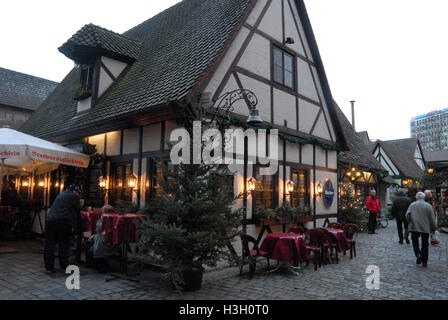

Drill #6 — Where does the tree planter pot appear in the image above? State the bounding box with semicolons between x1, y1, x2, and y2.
172;267;204;292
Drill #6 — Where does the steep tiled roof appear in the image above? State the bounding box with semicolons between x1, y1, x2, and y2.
21;0;253;138
423;150;448;163
334;102;386;172
374;140;424;179
356;131;370;144
0;67;58;111
384;138;419;156
59;24;141;63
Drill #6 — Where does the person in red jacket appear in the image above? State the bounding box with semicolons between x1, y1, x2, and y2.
366;189;381;234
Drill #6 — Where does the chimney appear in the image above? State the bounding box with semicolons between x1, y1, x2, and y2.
350;100;356;132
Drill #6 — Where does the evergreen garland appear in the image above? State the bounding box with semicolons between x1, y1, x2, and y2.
229;118;340;151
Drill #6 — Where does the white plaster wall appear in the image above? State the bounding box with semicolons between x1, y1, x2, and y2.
258;0;283;43
327;150;337;169
238;73;271;123
246;0;268;26
204;27;250;97
165;120;183;149
273;88;296;130
378;147;399;176
219;74;248;117
77;97;91;113
301;144;313;165
311;66;336;140
143;123;162;152
88;133;105;154
106;130;121;156
299;99;320;134
285;142;300;163
98;68;114;98
238;32;271;78
315;146;326;168
102;56;127;78
123;128;139;154
284;0;305;56
314;170;338;215
288;0;313;61
297;58;319;102
312;113;331;141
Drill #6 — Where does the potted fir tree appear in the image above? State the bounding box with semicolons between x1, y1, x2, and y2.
133;105;242;292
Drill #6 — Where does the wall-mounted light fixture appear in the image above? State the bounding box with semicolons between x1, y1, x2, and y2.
98;176;108;190
128;174;138;192
286;180;295;195
284;37;295;45
428;168;434;174
316;182;323;196
247;177;256;193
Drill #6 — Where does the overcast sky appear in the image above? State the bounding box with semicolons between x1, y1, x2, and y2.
1;0;447;142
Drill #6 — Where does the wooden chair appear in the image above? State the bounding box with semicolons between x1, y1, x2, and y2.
328;222;343;229
305;228;324;271
240;235;270;279
343;224;358;259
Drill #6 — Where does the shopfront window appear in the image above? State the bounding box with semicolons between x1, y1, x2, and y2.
252;166;277;209
290;170;308;207
110;162;133;203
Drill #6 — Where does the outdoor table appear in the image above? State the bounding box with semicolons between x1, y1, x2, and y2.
101;213;147;282
0;206;13;222
325;228;349;253
259;233;310;275
80;211;102;233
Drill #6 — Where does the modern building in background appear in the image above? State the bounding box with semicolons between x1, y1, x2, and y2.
0;67;58;129
411;108;448;151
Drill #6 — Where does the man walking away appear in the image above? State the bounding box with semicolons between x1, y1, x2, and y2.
406;192;437;268
424;190;440;245
391;189;411;244
366;189;381;234
44;184;81;274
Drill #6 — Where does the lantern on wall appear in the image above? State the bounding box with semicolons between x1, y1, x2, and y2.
428;168;434;174
127;174;138;190
286;180;295;195
247;177;256;193
38;180;46;188
22;179;29;187
316;182;323;196
98;176;107;189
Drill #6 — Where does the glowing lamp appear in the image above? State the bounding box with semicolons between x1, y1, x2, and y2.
98;176;107;189
127;174;138;189
247;177;256;192
428;168;434;174
316;182;323;196
286;180;295;194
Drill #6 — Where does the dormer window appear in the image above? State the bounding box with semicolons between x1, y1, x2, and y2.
58;23;141;113
73;64;94;101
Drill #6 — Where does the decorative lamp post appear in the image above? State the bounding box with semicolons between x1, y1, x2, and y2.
211;89;262;237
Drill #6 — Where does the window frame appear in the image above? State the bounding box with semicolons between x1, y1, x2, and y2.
272;45;296;90
251;165;278;210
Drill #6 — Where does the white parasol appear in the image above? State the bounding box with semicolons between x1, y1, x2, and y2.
0;127;90;203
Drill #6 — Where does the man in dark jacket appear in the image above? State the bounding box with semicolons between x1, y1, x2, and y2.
391;189;411;244
44;185;81;274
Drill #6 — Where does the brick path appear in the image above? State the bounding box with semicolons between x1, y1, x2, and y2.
1;223;448;300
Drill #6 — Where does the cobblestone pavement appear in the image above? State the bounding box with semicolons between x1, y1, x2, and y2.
1;223;448;300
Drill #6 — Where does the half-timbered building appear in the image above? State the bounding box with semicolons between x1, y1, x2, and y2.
21;0;349;236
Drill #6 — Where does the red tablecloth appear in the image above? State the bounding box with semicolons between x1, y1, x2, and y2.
101;213;147;244
80;211;102;232
259;233;310;263
0;206;13;222
325;228;349;252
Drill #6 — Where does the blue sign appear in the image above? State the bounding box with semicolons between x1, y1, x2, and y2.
323;179;334;208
